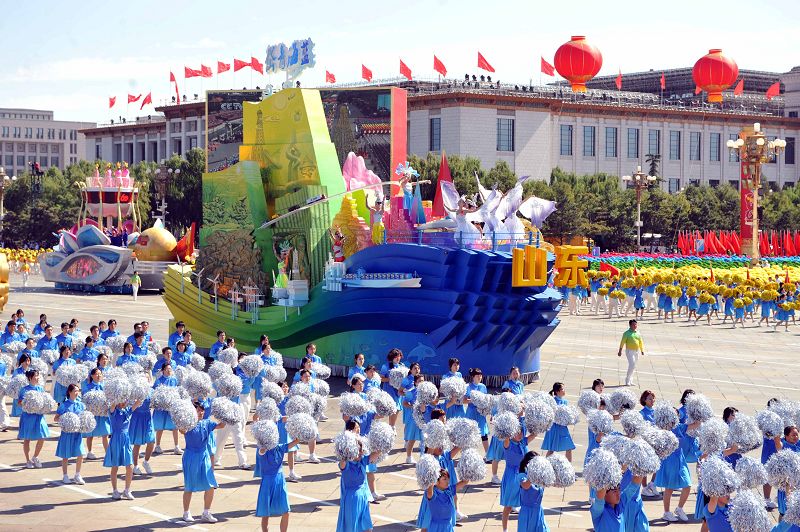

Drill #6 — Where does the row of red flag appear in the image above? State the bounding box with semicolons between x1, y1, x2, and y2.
601;67;779;100
329;51;494;84
108;92;153;110
677;230;742;255
759;230;800;257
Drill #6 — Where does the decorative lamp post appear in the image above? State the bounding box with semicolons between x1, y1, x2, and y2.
692;49;738;103
553;36;603;92
622;166;657;250
152;164;178;223
727;123;785;262
0;167;17;239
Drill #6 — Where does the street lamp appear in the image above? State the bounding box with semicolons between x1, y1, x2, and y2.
0;167;17;240
622;165;658;250
727;122;785;262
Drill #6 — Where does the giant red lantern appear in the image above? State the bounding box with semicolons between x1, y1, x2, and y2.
692;49;738;103
554;36;603;92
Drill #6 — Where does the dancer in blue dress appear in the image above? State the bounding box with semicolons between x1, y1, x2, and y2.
677;389;700;464
656;410;700;522
18;369;49;468
54;384;86;484
180;401;225;523
426;468;469;532
347;352;367;382
775;426;800;518
337;419;382;532
763;397;781;510
82;367;110;459
620;468;647;532
378;348;405;427
488;367;525;483
441;357;465;419
252;335;274;400
104;399;143;500
639;390;658;496
152;364;182;455
590;484;627;532
402;373;424;464
517;451;549;532
273;381;301;482
255;431;299;532
704;495;733;532
10;354;31;419
501;426;537;531
464;367;489;454
501;367;524;395
52;345;76;404
131;388;155;476
541;383;575;462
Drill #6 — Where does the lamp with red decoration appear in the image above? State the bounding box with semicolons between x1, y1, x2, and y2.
553;36;603;92
692;49;738;103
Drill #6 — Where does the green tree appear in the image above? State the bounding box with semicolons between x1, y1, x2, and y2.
164;148;204;235
645;153;661;178
483;161;517;192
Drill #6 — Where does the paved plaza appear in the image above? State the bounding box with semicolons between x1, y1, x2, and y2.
0;272;794;531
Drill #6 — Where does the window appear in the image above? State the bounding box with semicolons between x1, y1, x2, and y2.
59;129;66;140
669;131;681;160
186;120;198;132
627;128;639;158
51;156;59;168
36;128;44;139
172;139;182;154
710;133;721;162
51;144;59;153
689;178;700;186
729;179;739;190
170;122;182;133
429;117;441;151
3;155;11;166
47;128;55;139
40;156;48;166
28;143;36;152
668;178;680;194
648;130;660;156
689;132;701;161
13;127;20;138
5;143;12;150
583;126;596;157
188;136;198;150
560;125;573;156
767;136;777;163
24;128;32;138
39;144;47;153
69;130;77;141
605;127;617;158
729;134;740;162
95;144;102;159
1;127;7;138
16;155;24;166
790;111;798;118
16;143;24;151
785;137;795;165
709;179;719;187
496;118;514;151
785;182;795;188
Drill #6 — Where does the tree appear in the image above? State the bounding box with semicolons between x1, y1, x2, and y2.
645;153;661;179
484;161;517;192
164;148;204;235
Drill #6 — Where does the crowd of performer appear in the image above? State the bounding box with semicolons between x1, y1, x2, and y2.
1;309;800;532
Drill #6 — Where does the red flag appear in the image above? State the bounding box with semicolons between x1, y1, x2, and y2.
772;231;779;256
184;66;201;78
599;262;620;277
108;96;116;109
170;71;176;83
200;64;213;78
399;59;412;81
786;268;791;283
325;70;336;83
127;93;141;103
170;71;180;104
217;61;230;74
433;55;447;77
541;57;555;77
432;151;453;218
250;56;263;74
709;266;715;283
139;92;152;110
733;78;744;96
615;69;622;90
786;231;796;256
695;85;702;95
233;58;250;72
795;231;800;255
760;232;769;256
361;64;372;82
660;73;665;90
746;267;750;280
477;52;495;73
766;82;780;100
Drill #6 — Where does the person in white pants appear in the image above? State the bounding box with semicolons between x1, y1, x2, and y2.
0;394;8;431
617;319;645;386
214;412;250;470
130;271;141;301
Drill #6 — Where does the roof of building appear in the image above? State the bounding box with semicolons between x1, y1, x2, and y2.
80;116;166;136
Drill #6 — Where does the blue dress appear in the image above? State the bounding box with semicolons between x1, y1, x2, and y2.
403;388;422;442
677;289;688;308
502;379;524;395
517;474;548;532
418;452;458;529
466;382;489;436
590;497;625;532
18;385;50;440
655;424;691;489
427;486;457;532
777;440;800;514
347;365;366;382
336;455;373;532
705;503;733;532
621;470;647;532
152;376;178;431
198;397;216;455
633;288;645;310
677;406;700;463
500;439;528;507
541;396;575;452
772;523;800;532
640;406;654;423
724;298;734;317
52;357;76;403
10;367;26;417
688;296;699;311
103;407;134;467
129;398;155;445
277;398;299;453
585;428;600;466
183;419;218;492
762;437;778;464
55;399;87;458
698;302;711;316
82;380;111;437
255;443;291;517
761;301;774;319
379;362;405;408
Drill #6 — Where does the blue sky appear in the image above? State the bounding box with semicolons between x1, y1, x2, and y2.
1;0;797;123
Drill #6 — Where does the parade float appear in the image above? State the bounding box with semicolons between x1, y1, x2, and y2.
161;85;570;382
39;163;195;293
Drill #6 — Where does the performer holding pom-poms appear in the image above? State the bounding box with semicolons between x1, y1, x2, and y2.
425;467;469;532
82;368;110;459
378;348;406;427
336;418;383;532
656;404;701;523
54;383;86;484
18;369;49;468
541;382;576;462
342;378;387;501
130;378;156;476
52;345;76;403
402;372;424;463
104;396;144;500
252;418;297;532
179;401;225;524
464;368;490;454
151;363;182;456
498;410;537;532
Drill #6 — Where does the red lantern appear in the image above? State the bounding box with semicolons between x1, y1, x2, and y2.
692;49;738;103
554;36;603;92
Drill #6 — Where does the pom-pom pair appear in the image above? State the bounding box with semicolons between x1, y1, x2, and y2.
285;412;317;442
728;490;772;532
311;362;331;380
700;455;741;497
334;430;364;462
456;448;486;482
59;411;82;433
439;377;466;402
251;420;279;450
214;372;243;399
554;404;580;427
21;389;56;415
339;392;371;418
211;397;244;425
217;347;239;367
415;381;439;406
577;390;601;415
446;418;480;449
388;367;409;390
261;381;285;403
238;355;264;378
607;389;636;415
697;418;729;455
652;400;678;430
370;390;398;417
83;390;110;416
424;419;449;450
469;391;495;417
620;438;660;477
493;412;521;440
368;421;395;457
170;400;199;432
182;370;213;399
584;448;622;491
256;397;281;422
587;409;613;435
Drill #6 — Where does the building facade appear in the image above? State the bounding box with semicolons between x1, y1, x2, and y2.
0;108;94;176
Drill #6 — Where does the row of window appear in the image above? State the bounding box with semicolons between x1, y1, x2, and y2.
2;155;60;168
0;126;74;140
561;126;796;165
0;142;61;153
429;117;516;152
0;112;50;120
169;120;201;134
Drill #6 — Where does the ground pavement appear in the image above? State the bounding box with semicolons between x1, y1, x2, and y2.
0;273;794;531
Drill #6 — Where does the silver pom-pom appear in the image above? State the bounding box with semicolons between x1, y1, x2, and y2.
523;398;555;435
59;411;81;433
339;392;370;417
607;389;636;415
728;490;772;532
313;379;330;397
264;365;287;384
756;409;784;439
447;417;480;449
104;336;126;354
641;428;679;460
214;372;243;398
440;377;467;402
766;449;800;491
554;404;580;426
456;447;486;483
190;354;205;371
652;400;678;431
3;341;25;354
370;390;399;418
96;345;112;359
548;453;576;488
388;367;409;390
290;381;313;399
176;365;188;384
83;389;110;416
735;455;768;489
151;385;179;411
700;455;741;497
423;419;449;450
211;397;244;424
251;420;279;450
256;397;281;422
55;364;82;387
492;411;521;440
285;395;313;416
137;354;157;373
0;353;12;374
310;394;327;421
79;410;97;433
621;438;661;477
727;414;762;452
470;390;495;417
147;341;162;355
120;362;144;378
170;400;199;432
770;400;800;429
587;409;614;435
368;421;395;456
261;381;285;404
217;347;238;367
620;410;647;437
334;430;362;462
584;448;622;491
104;378;132;406
412;401;427;429
103;367;127;383
182;370;213;399
208;360;233;381
238;355;264;378
599;433;628;460
577;390;601;415
311;362;331;380
526;455;555;487
22;389;56;414
416;381;439;406
128;378;151;404
0;375;8;396
6;374;28;398
30;358;49;377
497;392;522;415
528;391;557;411
285;412;317;442
684;393;714;424
784;491;800;526
40;349;59;365
416;454;441;489
698;418;729;455
81;360;97;372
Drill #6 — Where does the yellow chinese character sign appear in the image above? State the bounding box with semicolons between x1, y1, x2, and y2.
511;245;589;288
553;245;588;288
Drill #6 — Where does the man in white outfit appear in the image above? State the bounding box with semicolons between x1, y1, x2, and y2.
617;319;645;386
